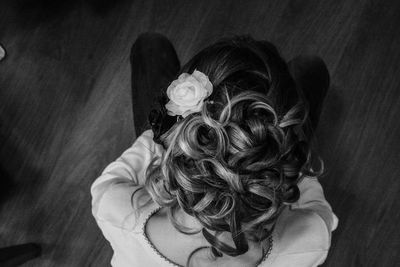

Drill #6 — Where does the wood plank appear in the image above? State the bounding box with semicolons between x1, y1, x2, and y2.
0;0;399;266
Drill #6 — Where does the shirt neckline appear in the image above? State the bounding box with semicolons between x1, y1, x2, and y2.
141;205;274;267
142;206;181;266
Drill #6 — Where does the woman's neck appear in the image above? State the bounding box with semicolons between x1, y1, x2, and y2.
173;207;266;250
174;207;204;230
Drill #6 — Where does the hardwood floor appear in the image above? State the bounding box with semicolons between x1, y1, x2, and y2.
0;0;399;266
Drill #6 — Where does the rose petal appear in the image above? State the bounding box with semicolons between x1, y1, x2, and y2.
177;73;190;82
165;101;184;116
172;84;198;106
193;70;213;95
192;70;208;86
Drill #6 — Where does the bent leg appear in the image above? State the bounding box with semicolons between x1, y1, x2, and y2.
130;32;180;136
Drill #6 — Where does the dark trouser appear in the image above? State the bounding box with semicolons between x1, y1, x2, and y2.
130;33;329;140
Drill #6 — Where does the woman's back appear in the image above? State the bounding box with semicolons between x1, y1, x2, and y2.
145;206;266;267
91;130;338;267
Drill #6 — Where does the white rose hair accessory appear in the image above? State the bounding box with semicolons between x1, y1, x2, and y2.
165;70;213;118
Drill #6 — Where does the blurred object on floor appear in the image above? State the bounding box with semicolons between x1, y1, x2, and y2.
0;43;5;61
0;243;41;267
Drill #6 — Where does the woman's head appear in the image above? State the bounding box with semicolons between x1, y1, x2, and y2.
144;35;323;260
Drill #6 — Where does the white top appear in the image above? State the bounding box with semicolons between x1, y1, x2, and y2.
91;130;338;267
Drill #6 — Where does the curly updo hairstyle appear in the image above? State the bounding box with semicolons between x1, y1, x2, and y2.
143;35;324;265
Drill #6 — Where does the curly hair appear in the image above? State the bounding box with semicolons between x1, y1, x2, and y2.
140;35;324;266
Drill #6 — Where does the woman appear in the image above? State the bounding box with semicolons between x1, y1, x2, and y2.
91;33;338;266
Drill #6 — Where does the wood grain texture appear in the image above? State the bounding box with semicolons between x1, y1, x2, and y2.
0;0;399;266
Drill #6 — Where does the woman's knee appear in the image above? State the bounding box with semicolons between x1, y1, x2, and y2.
131;32;173;54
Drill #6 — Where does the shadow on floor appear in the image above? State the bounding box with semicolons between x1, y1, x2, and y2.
6;0;128;28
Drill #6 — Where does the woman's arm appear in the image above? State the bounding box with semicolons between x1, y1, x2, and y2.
292;176;339;232
91;130;161;221
266;177;338;267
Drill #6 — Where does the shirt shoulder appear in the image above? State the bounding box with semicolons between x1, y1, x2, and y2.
91;130;162;230
94;180;157;231
135;129;160;153
275;208;331;252
266;208;332;266
293;177;339;233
